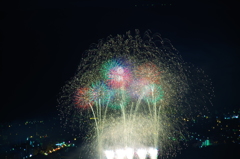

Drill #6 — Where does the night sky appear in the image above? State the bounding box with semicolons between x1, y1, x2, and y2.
1;0;239;123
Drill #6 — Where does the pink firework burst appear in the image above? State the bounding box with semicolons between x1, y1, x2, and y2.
107;66;132;89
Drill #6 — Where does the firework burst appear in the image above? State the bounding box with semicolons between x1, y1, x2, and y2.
58;30;213;159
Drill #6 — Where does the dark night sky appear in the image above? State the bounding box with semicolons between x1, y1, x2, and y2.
1;0;239;123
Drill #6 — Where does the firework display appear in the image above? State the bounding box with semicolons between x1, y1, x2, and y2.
58;30;213;159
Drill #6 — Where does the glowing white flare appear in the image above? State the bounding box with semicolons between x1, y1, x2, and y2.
116;149;126;159
125;148;134;159
148;148;158;159
137;149;147;159
104;150;115;159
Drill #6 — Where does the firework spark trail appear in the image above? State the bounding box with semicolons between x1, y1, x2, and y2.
58;30;213;158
